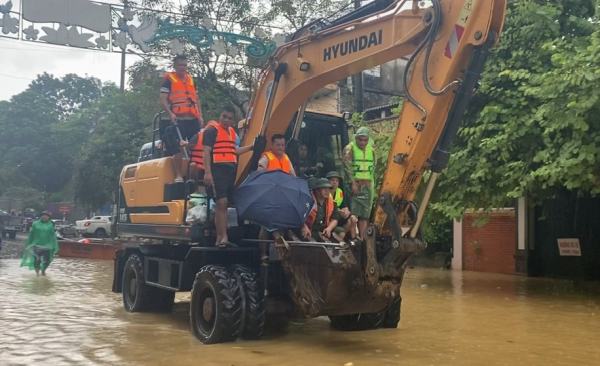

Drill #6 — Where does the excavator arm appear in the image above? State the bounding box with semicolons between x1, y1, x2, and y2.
237;0;506;248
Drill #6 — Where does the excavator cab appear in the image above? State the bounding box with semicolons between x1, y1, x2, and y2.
284;109;351;178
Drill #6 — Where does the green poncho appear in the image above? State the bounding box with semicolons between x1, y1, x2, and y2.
21;220;60;270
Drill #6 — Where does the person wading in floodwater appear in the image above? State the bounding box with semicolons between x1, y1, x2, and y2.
21;210;59;276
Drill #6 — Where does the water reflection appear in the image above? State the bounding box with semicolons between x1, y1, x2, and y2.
21;276;55;296
0;259;598;366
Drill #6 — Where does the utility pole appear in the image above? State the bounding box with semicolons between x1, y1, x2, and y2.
120;0;128;92
353;0;365;112
120;48;126;92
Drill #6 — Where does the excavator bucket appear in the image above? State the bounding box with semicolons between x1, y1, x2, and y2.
270;228;424;317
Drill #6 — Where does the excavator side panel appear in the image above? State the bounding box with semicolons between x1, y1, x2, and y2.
118;158;187;225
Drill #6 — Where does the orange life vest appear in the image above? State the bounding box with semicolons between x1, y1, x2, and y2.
305;192;334;231
190;121;218;169
209;123;238;164
166;72;200;117
262;151;292;174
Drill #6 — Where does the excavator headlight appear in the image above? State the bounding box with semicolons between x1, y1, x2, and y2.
342;111;351;121
299;61;311;71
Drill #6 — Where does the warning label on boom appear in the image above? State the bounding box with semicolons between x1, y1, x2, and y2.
457;0;476;27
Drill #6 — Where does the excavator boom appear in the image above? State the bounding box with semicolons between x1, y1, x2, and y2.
237;0;506;239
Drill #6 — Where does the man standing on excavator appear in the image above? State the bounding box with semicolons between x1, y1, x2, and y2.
343;126;376;240
203;106;253;247
160;54;204;183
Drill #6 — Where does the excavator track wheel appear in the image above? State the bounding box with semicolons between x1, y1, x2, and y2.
190;265;243;344
231;265;265;340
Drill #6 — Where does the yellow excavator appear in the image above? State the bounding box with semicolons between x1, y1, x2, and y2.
111;0;507;344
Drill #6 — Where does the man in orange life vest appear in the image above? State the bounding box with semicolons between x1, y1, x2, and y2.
187;120;242;193
160;54;204;183
203;106;253;247
301;178;345;242
257;134;296;176
255;134;295;259
186;120;217;194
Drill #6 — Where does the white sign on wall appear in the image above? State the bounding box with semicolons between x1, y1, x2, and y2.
557;238;581;257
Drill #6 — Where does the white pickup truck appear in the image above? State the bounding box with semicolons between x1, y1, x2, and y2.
76;216;112;238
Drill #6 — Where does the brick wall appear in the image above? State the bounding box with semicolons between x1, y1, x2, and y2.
462;211;517;275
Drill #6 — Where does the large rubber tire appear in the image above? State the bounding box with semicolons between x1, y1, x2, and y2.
95;228;107;238
232;265;265;340
329;311;385;331
190;265;243;344
266;313;290;333
122;254;153;312
122;254;175;313
152;289;176;313
381;295;402;328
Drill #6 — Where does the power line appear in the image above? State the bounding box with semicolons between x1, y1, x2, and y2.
326;1;356;20
0;73;35;81
105;0;288;30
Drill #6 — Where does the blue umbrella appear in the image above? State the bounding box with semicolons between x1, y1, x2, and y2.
234;170;314;231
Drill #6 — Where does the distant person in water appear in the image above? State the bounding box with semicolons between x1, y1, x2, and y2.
21;210;59;276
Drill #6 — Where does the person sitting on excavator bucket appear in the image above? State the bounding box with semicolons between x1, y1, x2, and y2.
326;171;358;240
343;126;376;240
301;178;345;242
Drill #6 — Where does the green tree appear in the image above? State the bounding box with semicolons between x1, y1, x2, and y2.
429;0;600;219
28;72;109;121
264;0;352;31
0;74;111;197
73;81;161;210
132;0;270;116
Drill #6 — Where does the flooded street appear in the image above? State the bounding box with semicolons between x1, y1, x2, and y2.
1;256;599;366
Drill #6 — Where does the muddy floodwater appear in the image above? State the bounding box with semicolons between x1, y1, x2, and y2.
1;258;599;366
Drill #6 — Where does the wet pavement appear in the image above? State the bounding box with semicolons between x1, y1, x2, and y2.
1;256;599;366
0;233;28;259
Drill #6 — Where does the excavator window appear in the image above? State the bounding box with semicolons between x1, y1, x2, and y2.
285;111;349;178
138;140;164;162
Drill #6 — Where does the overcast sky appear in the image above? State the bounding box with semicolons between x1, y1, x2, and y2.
0;0;142;101
0;38;140;101
0;0;425;101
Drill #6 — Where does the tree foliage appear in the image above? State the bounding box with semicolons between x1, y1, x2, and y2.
0;74;111;197
430;0;600;219
130;0;352;118
72;81;160;210
264;0;352;31
132;0;268;115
